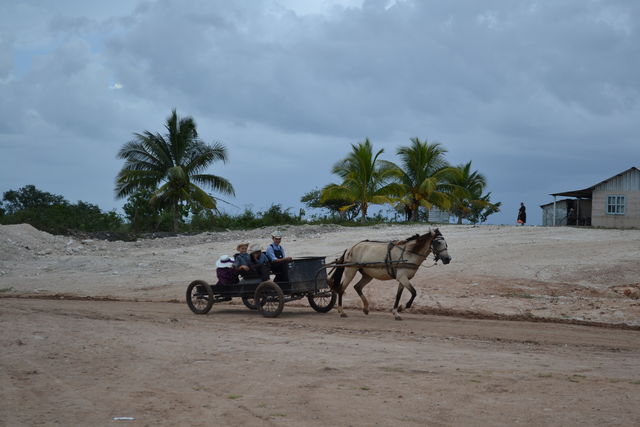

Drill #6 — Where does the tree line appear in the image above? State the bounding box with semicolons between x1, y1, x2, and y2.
304;138;500;224
1;110;500;235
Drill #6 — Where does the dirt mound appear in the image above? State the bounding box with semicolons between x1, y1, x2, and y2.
0;224;65;261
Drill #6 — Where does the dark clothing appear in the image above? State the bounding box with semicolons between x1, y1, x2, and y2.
517;205;527;224
216;267;239;285
240;253;271;281
266;243;286;261
267;243;288;281
233;252;250;268
270;259;290;282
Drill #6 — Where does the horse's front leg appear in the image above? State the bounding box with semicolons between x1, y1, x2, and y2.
337;268;358;318
353;274;373;315
392;283;404;320
397;276;417;313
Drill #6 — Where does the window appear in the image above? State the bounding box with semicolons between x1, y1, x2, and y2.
606;195;625;215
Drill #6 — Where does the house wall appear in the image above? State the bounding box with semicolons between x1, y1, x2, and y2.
591;168;640;228
592;190;640;228
541;200;567;226
428;207;451;224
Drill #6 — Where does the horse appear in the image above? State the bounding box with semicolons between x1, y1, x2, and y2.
329;228;451;320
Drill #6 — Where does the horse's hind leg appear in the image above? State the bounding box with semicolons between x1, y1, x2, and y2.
353;273;373;315
337;268;358;318
392;283;404;320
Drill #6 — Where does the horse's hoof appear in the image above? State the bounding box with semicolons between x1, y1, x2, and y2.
394;316;403;321
363;309;369;315
340;313;348;318
397;305;404;313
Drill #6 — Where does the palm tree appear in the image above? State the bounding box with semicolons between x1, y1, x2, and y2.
115;109;235;231
320;139;399;223
448;161;489;224
391;138;459;222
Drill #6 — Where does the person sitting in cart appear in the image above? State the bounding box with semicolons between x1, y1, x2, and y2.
215;254;239;285
236;243;271;281
266;230;292;281
233;242;250;268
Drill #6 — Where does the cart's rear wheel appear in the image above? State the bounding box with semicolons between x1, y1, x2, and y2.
241;295;258;310
186;280;214;314
255;281;284;318
308;286;336;313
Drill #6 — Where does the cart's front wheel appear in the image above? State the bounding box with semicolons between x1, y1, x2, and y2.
241;295;258;310
186;280;214;314
308;285;336;313
255;281;284;318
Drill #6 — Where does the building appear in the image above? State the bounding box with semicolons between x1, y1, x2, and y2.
541;167;640;228
428;207;451;224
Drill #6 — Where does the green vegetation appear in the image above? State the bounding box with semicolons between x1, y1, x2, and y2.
316;137;500;224
1;118;501;236
389;138;458;222
0;185;122;234
320;139;400;223
115;109;234;231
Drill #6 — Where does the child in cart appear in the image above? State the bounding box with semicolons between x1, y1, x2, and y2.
215;255;239;285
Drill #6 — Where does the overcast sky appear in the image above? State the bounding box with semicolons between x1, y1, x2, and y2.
1;0;638;225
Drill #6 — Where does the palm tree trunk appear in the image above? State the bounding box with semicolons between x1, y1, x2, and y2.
360;202;368;223
171;203;178;232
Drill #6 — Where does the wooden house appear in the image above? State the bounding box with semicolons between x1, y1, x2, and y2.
541;167;640;228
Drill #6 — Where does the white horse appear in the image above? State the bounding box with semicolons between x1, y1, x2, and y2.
329;228;451;320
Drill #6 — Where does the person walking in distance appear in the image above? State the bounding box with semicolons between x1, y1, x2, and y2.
517;202;526;226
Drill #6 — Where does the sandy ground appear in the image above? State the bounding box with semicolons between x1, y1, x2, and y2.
1;223;640;425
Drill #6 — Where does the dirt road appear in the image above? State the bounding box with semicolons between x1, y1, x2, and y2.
2;298;639;426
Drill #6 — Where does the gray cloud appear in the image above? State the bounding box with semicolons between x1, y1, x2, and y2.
1;0;639;225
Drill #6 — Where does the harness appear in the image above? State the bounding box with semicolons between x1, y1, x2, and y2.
385;242;404;278
381;235;448;278
336;233;447;279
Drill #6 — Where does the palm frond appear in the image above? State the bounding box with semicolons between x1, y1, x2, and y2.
191;174;235;196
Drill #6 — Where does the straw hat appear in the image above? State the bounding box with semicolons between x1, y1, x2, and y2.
215;255;235;268
236;242;249;251
271;230;283;238
248;243;263;253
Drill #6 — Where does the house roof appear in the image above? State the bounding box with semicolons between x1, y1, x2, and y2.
540;198;572;208
549;166;639;199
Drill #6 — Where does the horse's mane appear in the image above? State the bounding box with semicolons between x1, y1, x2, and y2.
396;229;438;253
359;228;440;253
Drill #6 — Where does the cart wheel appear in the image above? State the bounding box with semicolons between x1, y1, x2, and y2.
308;287;336;313
186;280;214;314
255;281;284;318
241;295;258;310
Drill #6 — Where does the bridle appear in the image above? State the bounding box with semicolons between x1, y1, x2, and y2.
431;235;448;263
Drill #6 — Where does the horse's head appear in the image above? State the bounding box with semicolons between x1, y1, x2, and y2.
431;228;451;264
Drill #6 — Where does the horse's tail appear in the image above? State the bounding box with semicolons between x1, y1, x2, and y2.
328;250;347;293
